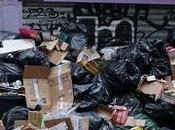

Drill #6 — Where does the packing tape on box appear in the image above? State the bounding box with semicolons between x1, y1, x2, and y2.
57;65;64;91
32;79;43;106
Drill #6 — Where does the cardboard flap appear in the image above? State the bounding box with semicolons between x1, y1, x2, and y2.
23;66;50;79
45;118;73;130
49;63;70;78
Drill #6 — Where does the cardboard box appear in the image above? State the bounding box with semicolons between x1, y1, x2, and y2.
47;50;68;65
40;39;68;65
45;118;73;130
48;63;73;111
137;76;166;101
28;111;44;127
23;66;51;112
14;120;29;128
24;63;73;112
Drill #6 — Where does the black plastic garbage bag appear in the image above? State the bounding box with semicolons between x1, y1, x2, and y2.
147;40;171;78
110;93;143;116
98;29;113;50
0;54;15;63
73;74;110;105
144;101;175;129
0;62;23;83
103;59;141;94
71;63;94;85
148;57;171;79
14;48;50;67
116;40;171;78
2;106;32;130
116;41;151;73
65;49;81;62
0;95;26;119
75;112;117;130
60;22;88;50
76;100;97;112
0;31;20;42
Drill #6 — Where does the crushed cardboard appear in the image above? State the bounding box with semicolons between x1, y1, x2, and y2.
137;75;166;101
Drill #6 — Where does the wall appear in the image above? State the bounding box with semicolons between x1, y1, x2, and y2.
0;0;22;32
23;3;175;44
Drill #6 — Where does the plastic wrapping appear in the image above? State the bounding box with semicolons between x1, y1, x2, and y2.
144;101;175;129
0;62;23;83
0;31;20;42
103;59;141;94
73;75;110;111
110;93;143;116
71;63;94;85
14;48;50;67
60;22;88;50
116;40;171;79
2;106;32;130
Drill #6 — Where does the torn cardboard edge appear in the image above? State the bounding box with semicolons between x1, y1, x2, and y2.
14;116;89;130
77;48;100;63
23;63;73;112
47;50;68;65
137;75;167;100
40;39;68;66
40;40;58;51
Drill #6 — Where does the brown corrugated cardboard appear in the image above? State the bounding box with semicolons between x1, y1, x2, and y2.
28;111;44;127
24;64;73;112
14;120;29;128
40;40;58;51
45;118;73;130
48;63;73;111
23;66;51;112
137;76;166;101
47;50;68;65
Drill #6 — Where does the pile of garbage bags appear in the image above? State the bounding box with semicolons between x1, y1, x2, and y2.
0;21;175;130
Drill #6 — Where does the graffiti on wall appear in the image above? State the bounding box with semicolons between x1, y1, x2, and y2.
23;7;74;31
23;4;175;44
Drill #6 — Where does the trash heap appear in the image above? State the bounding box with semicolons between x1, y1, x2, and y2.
0;21;175;130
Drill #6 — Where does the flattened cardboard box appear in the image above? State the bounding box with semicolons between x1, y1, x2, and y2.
48;63;73;111
23;66;51;112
